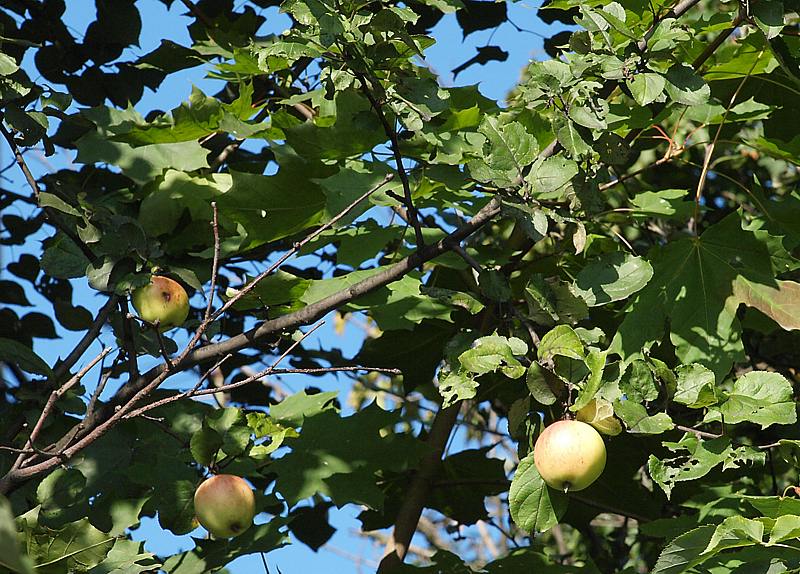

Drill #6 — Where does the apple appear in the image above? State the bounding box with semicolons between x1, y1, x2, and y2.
533;419;606;493
193;474;256;538
131;275;189;331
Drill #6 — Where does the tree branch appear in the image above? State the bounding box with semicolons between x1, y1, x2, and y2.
356;71;426;250
0;195;500;495
53;295;118;380
377;402;461;573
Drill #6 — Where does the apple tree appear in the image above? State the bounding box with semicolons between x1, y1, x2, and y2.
1;0;800;572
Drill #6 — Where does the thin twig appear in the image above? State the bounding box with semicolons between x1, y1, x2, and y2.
0;121;97;263
121;352;228;418
14;347;113;470
356;72;426;250
179;0;214;28
119;301;140;383
211;173;395;322
691;48;761;234
53;295;118;380
204;202;221;323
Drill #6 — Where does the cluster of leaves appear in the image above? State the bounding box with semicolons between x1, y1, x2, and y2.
1;0;800;572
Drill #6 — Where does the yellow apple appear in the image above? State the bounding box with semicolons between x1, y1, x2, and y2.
193;474;256;538
131;275;189;331
533;419;606;493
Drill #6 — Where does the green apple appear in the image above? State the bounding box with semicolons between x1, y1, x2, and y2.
533;419;607;493
131;275;189;331
193;474;256;538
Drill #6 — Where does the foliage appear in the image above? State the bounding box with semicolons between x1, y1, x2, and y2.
1;0;800;572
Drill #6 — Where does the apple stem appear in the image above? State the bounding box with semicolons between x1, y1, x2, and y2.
563;483;571;494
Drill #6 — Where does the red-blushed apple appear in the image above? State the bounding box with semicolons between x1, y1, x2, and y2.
193;474;256;538
533;419;607;493
131;275;189;331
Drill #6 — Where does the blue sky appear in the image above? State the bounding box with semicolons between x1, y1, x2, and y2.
4;1;565;571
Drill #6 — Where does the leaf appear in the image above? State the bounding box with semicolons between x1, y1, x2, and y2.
525;362;559;406
753;0;784;39
451;45;509;79
768;515;800;545
156;480;197;535
611;213;788;380
674;364;717;408
217;168;326;249
652;525;716;574
457;334;527;378
271;403;424;508
703;515;763;555
270;390;338;428
576;398;622;436
732;277;800;331
538;325;584;363
664;64;711;106
572;252;653;307
87;539;160;574
572;349;608;411
439;370;478;407
0;338;52;376
620;359;658;403
500;200;548;242
509;453;568;532
526;156;579;197
468;116;538;187
709;371;796;429
628;72;665;106
162;519;289;574
648;436;765;498
614;401;673;434
0;497;34;574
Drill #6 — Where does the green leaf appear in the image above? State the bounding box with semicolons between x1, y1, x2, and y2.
156;480;197;535
652;525;716;574
753;0;784;39
439;369;478;407
526;362;559;406
509;453;568;532
648;436;765;498
36;468;88;528
768;515;800;545
0;338;52;376
572;252;653;307
0;497;34;574
709;371;796;429
458;334;527;378
270;390;338;427
703;515;763;555
664;64;711;106
614;401;673;434
162;519;289;574
674;364;717;408
468;116;538;187
628;72;665;106
575;398;622;436
526;156;579;197
271;403;424;508
538;325;584;363
190;427;222;466
572;349;608;411
611;213;788;380
217;168;326;249
87;539;160;574
0;52;19;76
620;359;658;403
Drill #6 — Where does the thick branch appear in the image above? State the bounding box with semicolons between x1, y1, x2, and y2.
377;403;461;573
0;196;501;495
